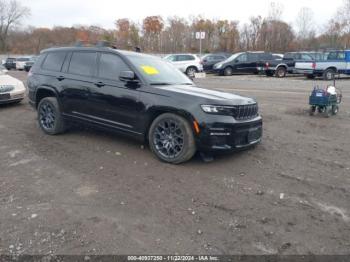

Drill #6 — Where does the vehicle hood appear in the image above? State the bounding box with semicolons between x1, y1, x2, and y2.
155;84;255;105
0;74;25;87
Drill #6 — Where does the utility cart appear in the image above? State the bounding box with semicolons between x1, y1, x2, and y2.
309;80;342;117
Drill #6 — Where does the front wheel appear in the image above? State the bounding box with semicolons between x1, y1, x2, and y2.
37;97;66;135
275;67;287;78
148;113;196;164
223;67;233;76
332;105;339;115
186;67;197;77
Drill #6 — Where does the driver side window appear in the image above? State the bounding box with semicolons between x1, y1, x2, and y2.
98;53;130;81
237;54;247;62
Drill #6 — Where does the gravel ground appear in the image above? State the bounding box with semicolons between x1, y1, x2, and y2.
0;71;349;255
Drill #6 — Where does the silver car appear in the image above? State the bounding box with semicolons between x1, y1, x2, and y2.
164;54;203;76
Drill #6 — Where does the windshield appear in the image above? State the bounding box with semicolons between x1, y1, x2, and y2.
126;55;193;85
224;53;243;63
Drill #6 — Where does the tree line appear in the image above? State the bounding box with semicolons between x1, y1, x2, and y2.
2;0;350;55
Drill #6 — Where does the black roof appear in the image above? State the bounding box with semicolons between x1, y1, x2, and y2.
40;46;151;59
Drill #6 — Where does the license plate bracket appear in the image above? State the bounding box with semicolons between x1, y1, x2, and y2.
0;93;10;100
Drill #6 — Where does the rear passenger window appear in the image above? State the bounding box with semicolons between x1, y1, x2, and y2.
42;52;66;72
178;55;195;61
98;53;130;81
68;52;97;76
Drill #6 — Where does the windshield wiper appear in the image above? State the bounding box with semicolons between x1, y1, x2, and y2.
179;83;193;85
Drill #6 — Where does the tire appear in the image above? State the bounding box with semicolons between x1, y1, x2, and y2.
309;106;316;116
323;106;332;118
332;105;339;115
185;66;197;77
148;113;196;164
306;74;315;79
323;68;336;81
37;97;66;135
223;67;233;76
275;67;287;78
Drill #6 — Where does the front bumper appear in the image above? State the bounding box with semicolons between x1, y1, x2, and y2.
0;90;25;104
196;116;263;152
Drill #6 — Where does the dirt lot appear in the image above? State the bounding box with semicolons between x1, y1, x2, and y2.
0;71;350;255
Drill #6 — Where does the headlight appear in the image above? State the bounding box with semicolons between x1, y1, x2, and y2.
215;63;223;69
0;85;15;93
201;105;234;115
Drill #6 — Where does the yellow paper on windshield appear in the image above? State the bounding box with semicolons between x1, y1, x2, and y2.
141;65;159;75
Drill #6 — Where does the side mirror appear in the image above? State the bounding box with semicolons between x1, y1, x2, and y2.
234;59;239;63
119;70;136;82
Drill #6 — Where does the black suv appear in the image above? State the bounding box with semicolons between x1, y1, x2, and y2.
28;47;262;164
213;52;277;76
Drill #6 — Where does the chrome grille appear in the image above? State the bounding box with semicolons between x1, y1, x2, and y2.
231;104;259;120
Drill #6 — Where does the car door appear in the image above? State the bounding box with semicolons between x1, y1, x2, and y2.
176;55;195;72
87;52;143;134
59;51;97;118
234;53;249;73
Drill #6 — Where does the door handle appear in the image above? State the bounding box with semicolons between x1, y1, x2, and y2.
94;82;105;88
57;76;65;81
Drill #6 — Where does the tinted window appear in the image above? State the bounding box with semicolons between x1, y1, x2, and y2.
177;55;195;61
68;52;97;76
165;55;176;62
259;53;272;60
98;53;130;81
248;53;259;61
301;54;313;61
237;54;247;62
284;53;294;60
327;51;345;61
42;52;67;72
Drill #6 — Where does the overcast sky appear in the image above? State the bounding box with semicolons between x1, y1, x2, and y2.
19;0;343;31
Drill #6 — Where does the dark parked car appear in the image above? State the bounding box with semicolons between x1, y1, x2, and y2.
24;56;38;72
201;53;230;72
261;52;315;77
4;57;16;70
213;52;277;76
28;46;262;164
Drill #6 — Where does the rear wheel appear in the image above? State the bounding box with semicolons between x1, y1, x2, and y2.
323;68;336;80
309;106;316;116
148;113;196;164
223;67;233;76
186;66;197;77
323;106;332;118
37;97;66;135
332;105;339;115
275;67;287;78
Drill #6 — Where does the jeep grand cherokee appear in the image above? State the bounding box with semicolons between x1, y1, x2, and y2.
27;46;262;164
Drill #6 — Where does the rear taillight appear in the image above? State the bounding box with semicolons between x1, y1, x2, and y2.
265;62;269;68
312;62;316;69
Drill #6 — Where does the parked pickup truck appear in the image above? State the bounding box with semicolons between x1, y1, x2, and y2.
260;52;316;78
295;50;350;80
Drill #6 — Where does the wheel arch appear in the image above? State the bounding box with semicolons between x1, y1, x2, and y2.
276;64;288;70
144;106;197;140
35;86;59;109
325;66;337;72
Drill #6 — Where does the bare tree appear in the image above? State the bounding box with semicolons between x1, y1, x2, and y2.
268;1;284;21
295;7;315;39
0;0;30;52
